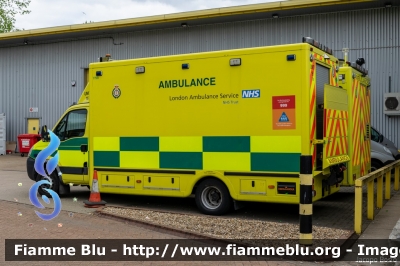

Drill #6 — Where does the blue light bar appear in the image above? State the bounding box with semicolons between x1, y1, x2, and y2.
302;37;333;56
96;71;103;76
182;63;189;69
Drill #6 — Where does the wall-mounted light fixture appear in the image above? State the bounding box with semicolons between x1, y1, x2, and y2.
385;2;392;7
71;80;76;87
181;23;188;27
23;40;28;45
272;14;279;19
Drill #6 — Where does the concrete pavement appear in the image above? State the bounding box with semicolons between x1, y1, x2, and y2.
339;190;400;265
1;153;400;265
359;192;400;240
2;193;399;266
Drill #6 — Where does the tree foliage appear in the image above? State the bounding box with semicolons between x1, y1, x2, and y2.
0;0;31;33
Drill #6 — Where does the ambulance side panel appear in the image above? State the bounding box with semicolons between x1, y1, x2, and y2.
339;66;371;185
88;45;309;203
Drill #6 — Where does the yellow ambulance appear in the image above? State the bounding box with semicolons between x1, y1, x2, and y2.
27;37;355;215
337;53;371;186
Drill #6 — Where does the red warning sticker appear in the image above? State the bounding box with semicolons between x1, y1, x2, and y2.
272;96;296;130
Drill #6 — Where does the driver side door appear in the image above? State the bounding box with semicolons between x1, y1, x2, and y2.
53;109;89;184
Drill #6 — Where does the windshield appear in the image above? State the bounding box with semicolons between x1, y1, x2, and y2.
370;127;380;143
53;109;87;141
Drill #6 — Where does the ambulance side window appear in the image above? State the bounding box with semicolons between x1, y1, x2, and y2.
54;109;87;141
54;115;68;141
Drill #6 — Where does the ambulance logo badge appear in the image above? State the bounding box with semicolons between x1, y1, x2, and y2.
112;85;121;99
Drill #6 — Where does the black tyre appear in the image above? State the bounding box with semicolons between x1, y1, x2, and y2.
371;160;383;173
195;179;232;215
37;171;60;198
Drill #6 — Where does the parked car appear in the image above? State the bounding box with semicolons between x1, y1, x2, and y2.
370;140;395;172
371;126;400;160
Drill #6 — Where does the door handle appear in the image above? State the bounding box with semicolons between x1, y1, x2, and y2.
312;139;325;144
80;144;88;152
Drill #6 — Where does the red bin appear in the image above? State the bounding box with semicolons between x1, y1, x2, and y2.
18;134;41;157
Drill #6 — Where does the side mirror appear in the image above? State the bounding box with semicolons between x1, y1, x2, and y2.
379;134;384;143
41;125;50;142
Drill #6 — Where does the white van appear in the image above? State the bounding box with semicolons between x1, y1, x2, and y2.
371;140;395;172
371;126;400;160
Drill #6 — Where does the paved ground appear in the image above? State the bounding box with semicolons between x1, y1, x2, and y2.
3;199;397;266
0;153;379;232
1;153;399;265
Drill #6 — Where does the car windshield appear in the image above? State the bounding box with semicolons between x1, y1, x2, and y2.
371;127;380;142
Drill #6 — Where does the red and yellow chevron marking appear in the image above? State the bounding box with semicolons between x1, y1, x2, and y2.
309;53;340;168
359;84;370;176
351;79;361;167
326;59;338;86
365;87;371;166
309;55;317;168
365;88;371;169
324;109;348;158
360;85;366;175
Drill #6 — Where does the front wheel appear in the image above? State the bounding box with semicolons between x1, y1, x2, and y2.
195;179;232;215
371;160;383;173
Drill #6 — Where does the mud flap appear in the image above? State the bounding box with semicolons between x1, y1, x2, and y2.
56;166;70;195
233;200;245;210
59;183;70;195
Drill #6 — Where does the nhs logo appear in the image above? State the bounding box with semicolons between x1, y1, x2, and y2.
242;89;260;98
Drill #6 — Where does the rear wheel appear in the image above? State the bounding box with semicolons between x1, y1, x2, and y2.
37;172;59;198
195;179;232;215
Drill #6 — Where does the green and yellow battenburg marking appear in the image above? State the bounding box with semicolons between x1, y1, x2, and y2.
92;136;302;172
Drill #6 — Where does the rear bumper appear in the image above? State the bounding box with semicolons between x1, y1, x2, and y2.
26;157;36;181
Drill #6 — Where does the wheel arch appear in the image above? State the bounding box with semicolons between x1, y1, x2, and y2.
371;158;383;171
191;175;232;196
33;161;63;183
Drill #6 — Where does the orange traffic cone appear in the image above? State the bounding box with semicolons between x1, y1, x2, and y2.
83;170;107;208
